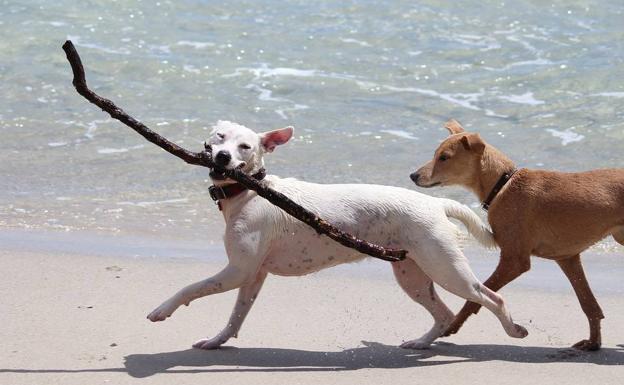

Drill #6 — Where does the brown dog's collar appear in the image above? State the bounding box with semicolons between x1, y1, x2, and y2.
209;168;266;208
482;169;517;211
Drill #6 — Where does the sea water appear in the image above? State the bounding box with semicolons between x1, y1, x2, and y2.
1;0;623;256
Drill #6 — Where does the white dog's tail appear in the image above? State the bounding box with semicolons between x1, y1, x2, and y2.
443;199;498;249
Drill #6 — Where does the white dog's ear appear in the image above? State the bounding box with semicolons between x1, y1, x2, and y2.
260;126;294;152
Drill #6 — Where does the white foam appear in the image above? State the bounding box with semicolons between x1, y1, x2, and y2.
183;65;201;74
67;35;131;55
380;129;418;140
499;92;545;106
485;109;509;118
245;84;288;103
576;20;594;31
546;128;585;146
98;148;128;154
275;104;309;120
244;83;309;119
354;80;378;89
176;41;215;49
148;44;171;54
97;144;144;154
483;58;554;71
225;64;318;79
257;67;317;78
452;34;501;51
57;119;100;140
591;92;624;98
117;198;189;208
383;85;483;111
506;35;540;55
339;38;371;47
48;142;68;147
84;122;96;139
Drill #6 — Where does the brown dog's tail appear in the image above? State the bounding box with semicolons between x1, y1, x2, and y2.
442;199;498;249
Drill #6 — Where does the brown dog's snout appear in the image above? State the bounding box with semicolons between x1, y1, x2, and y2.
410;172;420;184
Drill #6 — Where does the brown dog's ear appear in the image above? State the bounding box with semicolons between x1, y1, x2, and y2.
444;119;465;135
460;133;485;154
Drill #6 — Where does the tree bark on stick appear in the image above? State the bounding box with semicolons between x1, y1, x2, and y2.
61;40;407;263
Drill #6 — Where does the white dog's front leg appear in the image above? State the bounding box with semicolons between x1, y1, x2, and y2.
193;270;268;349
147;264;248;322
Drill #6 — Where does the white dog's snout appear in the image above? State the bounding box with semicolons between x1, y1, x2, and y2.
215;150;232;167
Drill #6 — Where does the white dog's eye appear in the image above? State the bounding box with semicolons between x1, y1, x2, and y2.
217;132;225;139
239;143;251;150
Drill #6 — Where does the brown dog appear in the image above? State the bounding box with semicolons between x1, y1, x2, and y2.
410;119;624;351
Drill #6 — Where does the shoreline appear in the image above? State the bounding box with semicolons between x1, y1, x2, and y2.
1;227;623;295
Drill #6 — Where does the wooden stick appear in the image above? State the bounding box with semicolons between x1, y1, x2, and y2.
61;40;407;262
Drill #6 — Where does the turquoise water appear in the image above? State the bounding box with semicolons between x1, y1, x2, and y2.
1;0;624;246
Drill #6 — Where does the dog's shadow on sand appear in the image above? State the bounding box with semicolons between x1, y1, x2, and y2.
122;341;624;377
3;342;624;378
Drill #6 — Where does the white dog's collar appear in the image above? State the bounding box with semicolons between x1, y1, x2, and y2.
209;168;266;209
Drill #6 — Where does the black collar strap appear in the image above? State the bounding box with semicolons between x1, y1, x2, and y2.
209;168;266;202
482;169;517;211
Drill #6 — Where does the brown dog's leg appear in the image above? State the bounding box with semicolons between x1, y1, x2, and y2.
443;252;531;336
556;254;604;351
612;227;624;245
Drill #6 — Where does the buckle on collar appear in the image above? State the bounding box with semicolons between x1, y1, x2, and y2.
208;185;227;201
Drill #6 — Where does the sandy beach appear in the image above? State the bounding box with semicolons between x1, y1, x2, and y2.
1;230;624;385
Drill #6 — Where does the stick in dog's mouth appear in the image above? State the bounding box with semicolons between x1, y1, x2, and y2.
209;163;246;181
209;169;227;180
61;40;407;263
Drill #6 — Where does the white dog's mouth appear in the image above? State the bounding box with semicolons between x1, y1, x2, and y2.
209;169;227;180
210;163;248;180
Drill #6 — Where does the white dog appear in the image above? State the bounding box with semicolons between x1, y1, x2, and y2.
147;121;528;349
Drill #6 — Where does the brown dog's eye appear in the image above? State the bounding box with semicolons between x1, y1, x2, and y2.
438;154;449;161
239;143;251;150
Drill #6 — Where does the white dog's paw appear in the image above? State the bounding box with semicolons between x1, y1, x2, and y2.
147;300;179;322
400;338;433;350
192;336;229;350
508;323;529;339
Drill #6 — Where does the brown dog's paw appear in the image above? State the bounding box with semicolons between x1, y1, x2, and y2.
572;339;601;351
442;322;463;337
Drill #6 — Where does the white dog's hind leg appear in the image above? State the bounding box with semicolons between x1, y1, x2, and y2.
469;283;529;339
193;270;268;349
392;259;454;349
147;264;249;322
420;244;528;339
